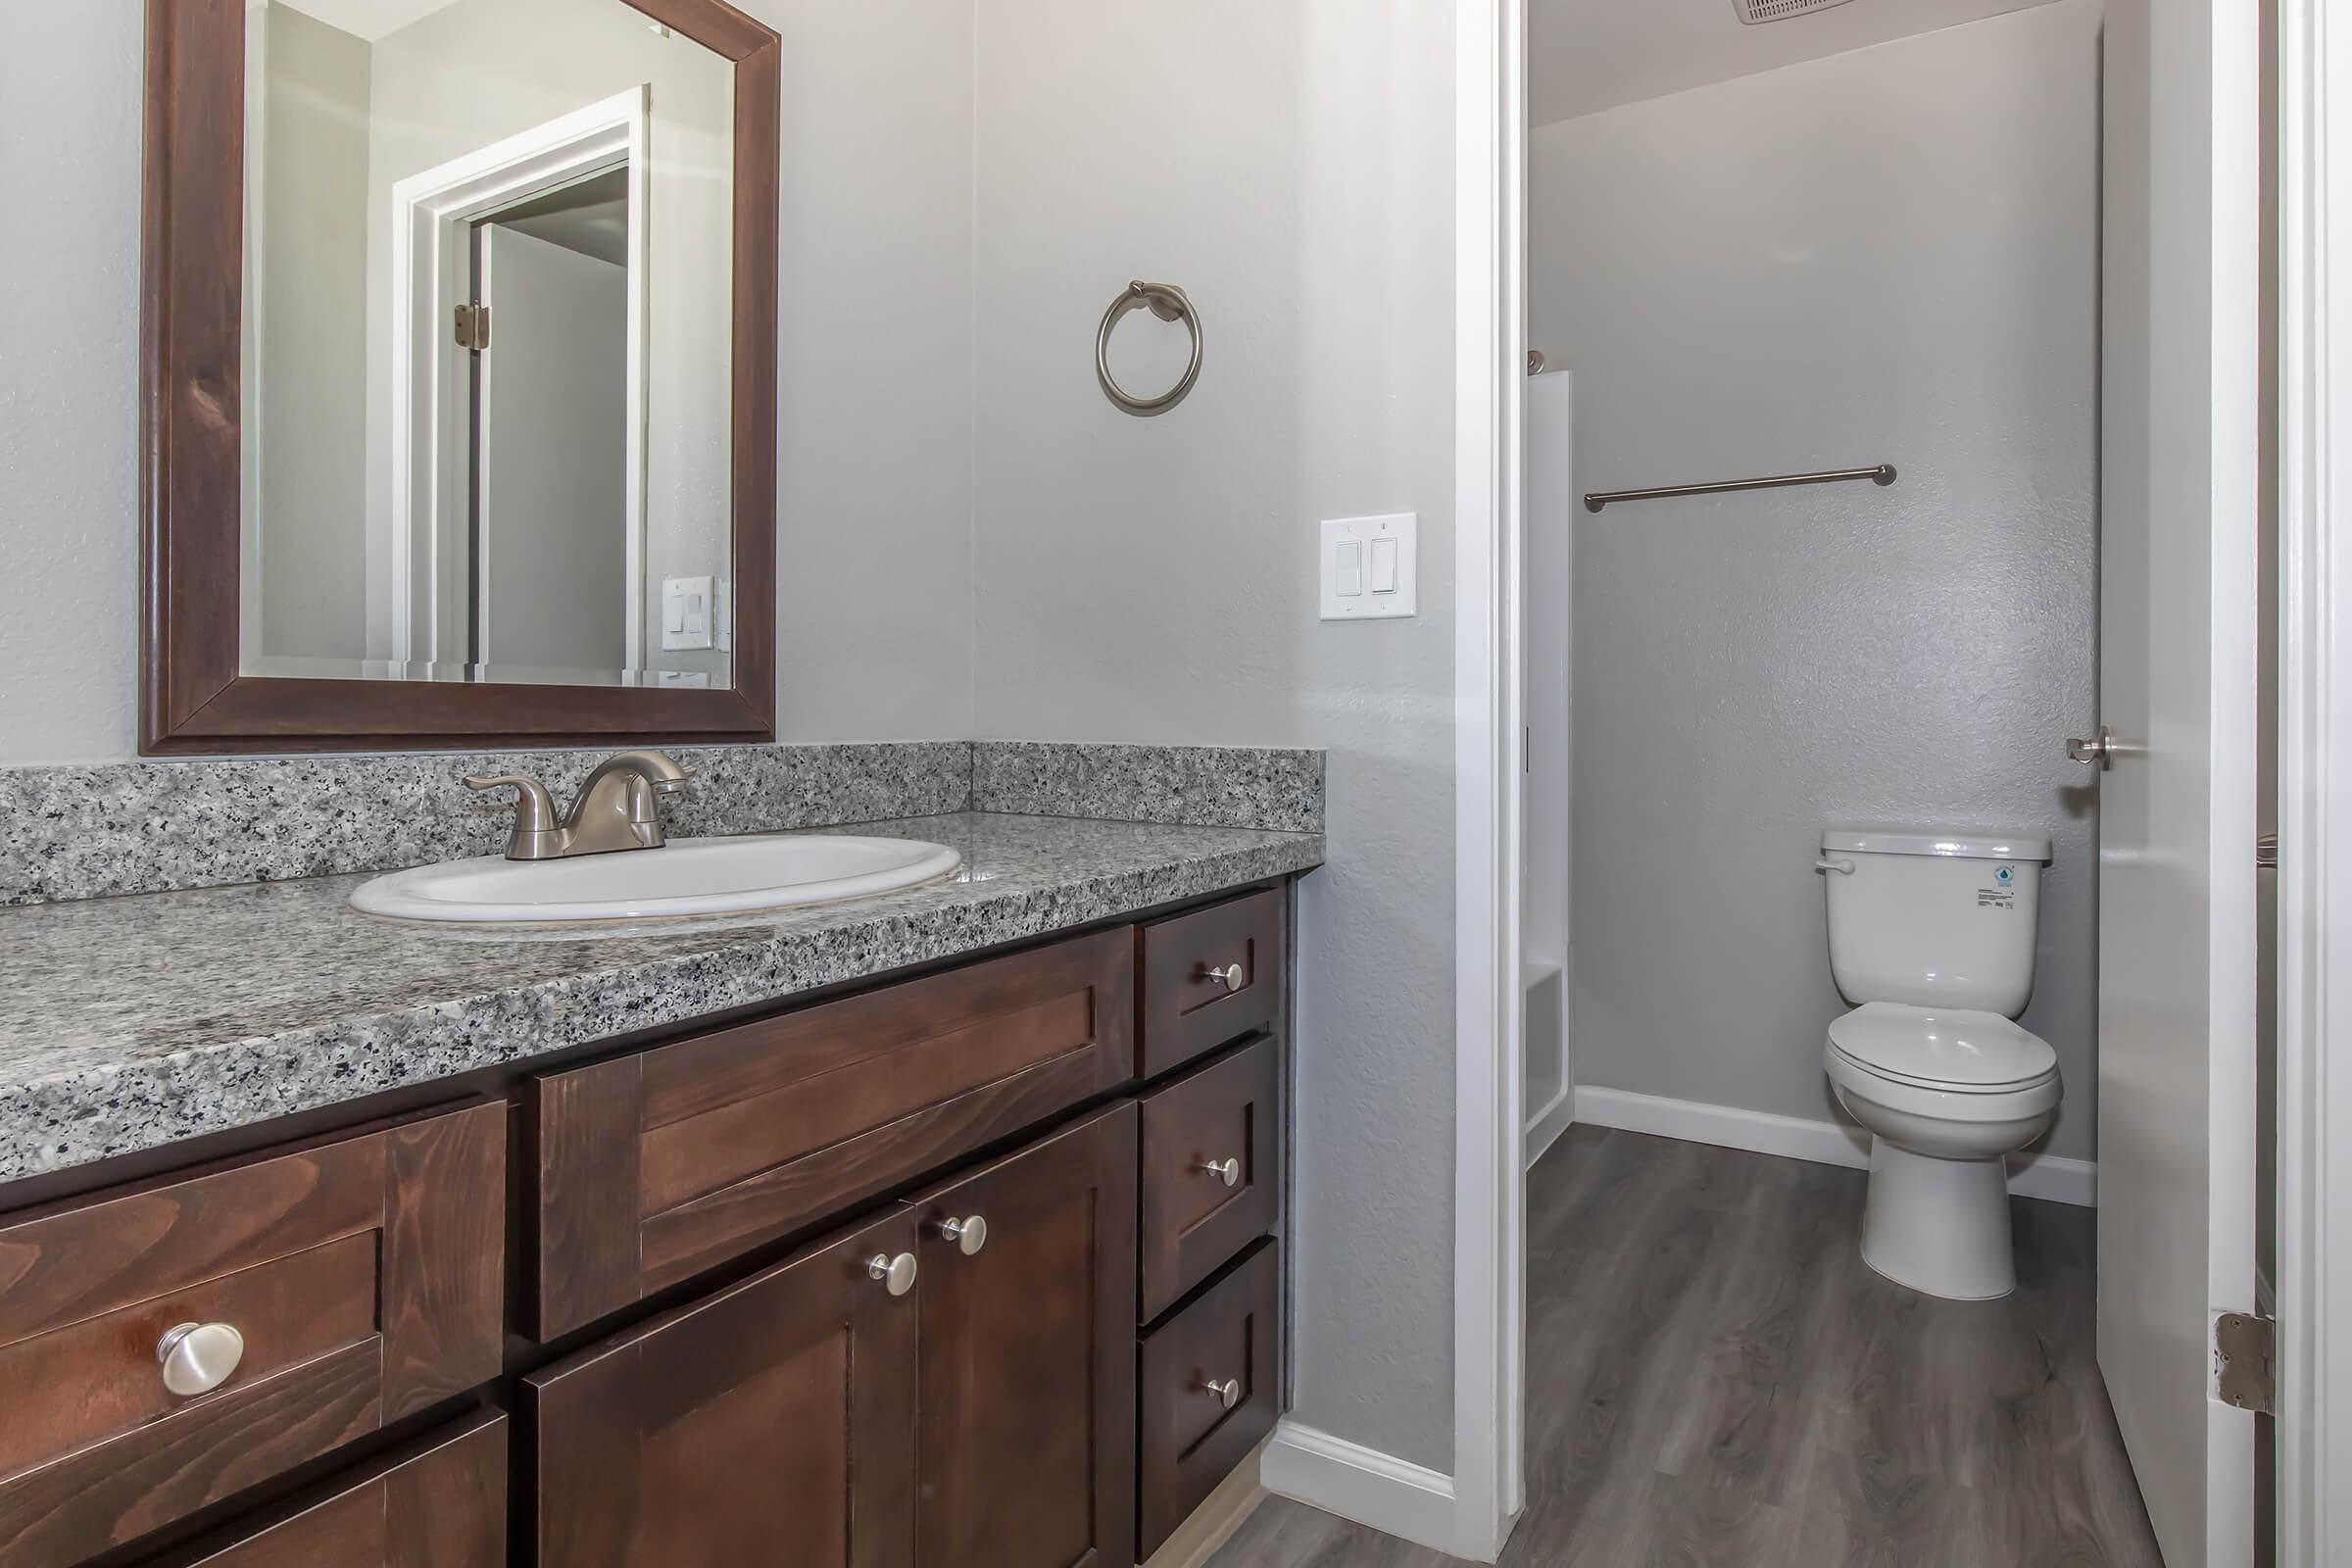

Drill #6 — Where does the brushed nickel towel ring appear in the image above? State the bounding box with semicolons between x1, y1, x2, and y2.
1097;280;1202;415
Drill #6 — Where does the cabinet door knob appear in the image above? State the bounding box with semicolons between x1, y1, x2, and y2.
157;1321;244;1397
1201;963;1245;993
935;1215;989;1255
1200;1377;1243;1409
867;1251;918;1297
1198;1157;1242;1188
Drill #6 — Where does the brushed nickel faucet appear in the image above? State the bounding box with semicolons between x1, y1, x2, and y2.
465;750;693;860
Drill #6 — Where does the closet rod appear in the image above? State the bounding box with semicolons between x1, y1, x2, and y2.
1583;463;1896;514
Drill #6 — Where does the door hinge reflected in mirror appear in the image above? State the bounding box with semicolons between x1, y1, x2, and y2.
2215;1310;2276;1415
454;302;490;353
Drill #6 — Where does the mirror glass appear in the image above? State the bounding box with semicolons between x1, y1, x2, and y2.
238;0;734;689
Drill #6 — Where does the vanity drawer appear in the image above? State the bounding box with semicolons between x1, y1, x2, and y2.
1138;888;1284;1078
1137;1241;1281;1560
533;927;1135;1338
149;1411;507;1568
0;1102;506;1568
1139;1033;1282;1322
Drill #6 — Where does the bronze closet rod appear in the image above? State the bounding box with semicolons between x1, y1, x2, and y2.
1583;464;1897;514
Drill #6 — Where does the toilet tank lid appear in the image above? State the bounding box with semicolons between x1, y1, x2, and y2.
1822;827;2052;862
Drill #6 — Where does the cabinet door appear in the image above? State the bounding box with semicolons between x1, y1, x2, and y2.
527;1212;920;1568
904;1103;1139;1568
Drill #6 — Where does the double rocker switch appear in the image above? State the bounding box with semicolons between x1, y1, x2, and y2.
1332;537;1399;598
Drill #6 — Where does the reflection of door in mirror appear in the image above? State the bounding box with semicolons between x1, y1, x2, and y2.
237;0;735;692
475;190;631;678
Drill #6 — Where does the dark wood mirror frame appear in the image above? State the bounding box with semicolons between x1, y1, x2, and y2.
140;0;778;755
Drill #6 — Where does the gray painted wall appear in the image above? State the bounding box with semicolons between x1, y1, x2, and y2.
0;3;143;764
1530;1;2102;1160
969;0;1460;1470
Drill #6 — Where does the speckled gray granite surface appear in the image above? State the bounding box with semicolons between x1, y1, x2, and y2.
0;743;972;906
971;742;1323;834
0;812;1322;1183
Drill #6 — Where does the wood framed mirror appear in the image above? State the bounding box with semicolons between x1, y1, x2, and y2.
140;0;777;754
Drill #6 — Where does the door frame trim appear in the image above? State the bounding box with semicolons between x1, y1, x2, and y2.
2276;0;2352;1554
387;85;651;673
1448;0;1528;1556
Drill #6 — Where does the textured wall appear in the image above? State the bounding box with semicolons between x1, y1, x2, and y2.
968;0;1460;1470
0;4;143;764
1530;1;2102;1159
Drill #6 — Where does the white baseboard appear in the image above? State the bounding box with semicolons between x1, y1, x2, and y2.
1142;1436;1270;1568
1260;1419;1462;1559
1573;1085;2097;1207
1525;1085;1576;1169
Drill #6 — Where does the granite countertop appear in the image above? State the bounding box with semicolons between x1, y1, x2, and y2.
0;811;1323;1185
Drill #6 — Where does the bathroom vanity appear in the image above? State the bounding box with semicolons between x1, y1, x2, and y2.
0;797;1317;1568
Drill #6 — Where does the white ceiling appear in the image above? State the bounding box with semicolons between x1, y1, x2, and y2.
254;0;464;43
1529;0;2064;126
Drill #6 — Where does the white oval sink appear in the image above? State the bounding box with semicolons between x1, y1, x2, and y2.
350;834;961;924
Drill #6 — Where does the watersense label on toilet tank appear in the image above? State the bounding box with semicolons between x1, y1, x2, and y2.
1978;864;2018;910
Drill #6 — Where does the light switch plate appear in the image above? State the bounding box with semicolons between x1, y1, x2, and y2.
1319;514;1417;620
662;576;715;652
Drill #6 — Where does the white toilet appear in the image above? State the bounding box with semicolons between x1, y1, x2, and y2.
1818;826;2061;1300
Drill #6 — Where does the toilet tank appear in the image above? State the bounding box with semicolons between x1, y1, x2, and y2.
1820;827;2052;1016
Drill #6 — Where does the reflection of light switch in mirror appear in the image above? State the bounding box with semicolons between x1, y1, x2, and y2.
662;576;715;651
1319;514;1417;619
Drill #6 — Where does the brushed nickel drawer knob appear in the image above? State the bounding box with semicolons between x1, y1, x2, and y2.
1201;963;1245;993
1199;1157;1242;1188
157;1321;244;1397
867;1252;918;1297
936;1215;989;1255
1200;1377;1243;1409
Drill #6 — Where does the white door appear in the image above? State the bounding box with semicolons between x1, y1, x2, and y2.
2095;2;2262;1564
474;223;629;674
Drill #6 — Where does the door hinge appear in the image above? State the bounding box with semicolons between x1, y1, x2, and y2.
454;302;490;353
2216;1310;2275;1415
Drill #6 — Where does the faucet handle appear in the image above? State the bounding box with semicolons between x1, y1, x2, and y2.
464;773;561;853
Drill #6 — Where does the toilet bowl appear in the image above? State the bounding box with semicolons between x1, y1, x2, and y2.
1824;1002;2059;1298
1817;826;2059;1301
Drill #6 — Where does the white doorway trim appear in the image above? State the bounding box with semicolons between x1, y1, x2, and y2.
1448;0;1527;1558
2277;0;2352;1553
384;85;651;670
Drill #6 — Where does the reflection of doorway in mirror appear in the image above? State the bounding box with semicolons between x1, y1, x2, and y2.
387;87;650;680
474;185;630;675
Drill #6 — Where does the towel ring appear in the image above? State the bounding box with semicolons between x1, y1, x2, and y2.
1097;280;1202;416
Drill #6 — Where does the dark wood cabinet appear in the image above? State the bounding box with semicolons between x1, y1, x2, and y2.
2;888;1294;1568
150;1412;507;1568
527;1211;921;1568
903;1103;1139;1568
1139;1033;1282;1322
1137;1244;1281;1559
0;1102;505;1568
1137;888;1284;1077
534;928;1135;1338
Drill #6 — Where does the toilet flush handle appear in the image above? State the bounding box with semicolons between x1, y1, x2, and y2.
1815;857;1856;875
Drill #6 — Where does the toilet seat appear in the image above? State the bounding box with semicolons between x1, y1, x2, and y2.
1827;1002;2057;1094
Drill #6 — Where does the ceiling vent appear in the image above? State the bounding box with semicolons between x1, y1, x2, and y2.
1733;0;1857;22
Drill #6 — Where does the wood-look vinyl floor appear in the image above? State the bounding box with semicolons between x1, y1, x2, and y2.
1207;1126;2165;1568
